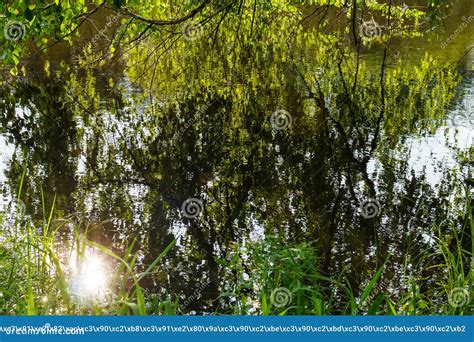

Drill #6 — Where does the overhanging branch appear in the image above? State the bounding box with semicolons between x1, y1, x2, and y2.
112;0;211;26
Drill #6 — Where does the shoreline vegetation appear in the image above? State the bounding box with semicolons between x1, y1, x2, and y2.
0;177;472;315
0;0;473;316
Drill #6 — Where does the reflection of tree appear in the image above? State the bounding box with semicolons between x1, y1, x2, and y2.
0;79;79;216
0;1;470;312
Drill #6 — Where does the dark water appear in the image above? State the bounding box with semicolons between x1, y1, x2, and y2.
0;1;473;312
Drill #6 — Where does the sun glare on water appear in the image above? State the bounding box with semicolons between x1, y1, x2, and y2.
69;250;110;302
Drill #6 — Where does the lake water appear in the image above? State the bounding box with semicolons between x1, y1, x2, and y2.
0;0;473;312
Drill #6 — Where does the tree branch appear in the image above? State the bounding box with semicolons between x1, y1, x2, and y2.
113;0;211;26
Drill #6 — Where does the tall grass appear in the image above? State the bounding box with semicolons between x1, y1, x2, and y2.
0;175;178;315
0;175;471;315
220;198;473;315
0;218;178;314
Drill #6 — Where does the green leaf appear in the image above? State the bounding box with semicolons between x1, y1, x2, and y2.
360;254;391;306
9;66;18;76
26;284;37;315
137;240;176;282
368;294;385;315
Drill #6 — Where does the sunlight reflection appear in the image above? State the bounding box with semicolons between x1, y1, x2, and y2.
69;250;110;303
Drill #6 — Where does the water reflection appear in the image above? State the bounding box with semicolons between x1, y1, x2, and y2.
69;249;111;303
0;0;472;313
